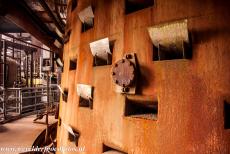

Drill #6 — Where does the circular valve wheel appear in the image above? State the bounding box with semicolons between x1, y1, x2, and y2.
112;59;135;87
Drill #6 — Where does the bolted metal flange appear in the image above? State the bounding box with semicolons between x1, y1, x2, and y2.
112;58;135;87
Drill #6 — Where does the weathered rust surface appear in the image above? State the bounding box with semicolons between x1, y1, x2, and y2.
57;0;230;153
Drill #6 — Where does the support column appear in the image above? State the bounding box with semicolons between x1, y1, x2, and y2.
30;53;33;87
45;71;50;144
25;54;29;87
2;41;7;120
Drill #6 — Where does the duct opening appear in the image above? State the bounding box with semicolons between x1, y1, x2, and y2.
103;144;127;154
68;129;80;146
79;96;93;109
71;0;78;11
125;97;158;120
81;19;94;32
152;45;159;61
69;59;77;70
224;100;230;129
125;0;154;14
62;88;68;102
153;43;189;61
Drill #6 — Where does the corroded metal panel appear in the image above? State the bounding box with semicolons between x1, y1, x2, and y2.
76;84;93;100
78;6;94;25
89;38;111;61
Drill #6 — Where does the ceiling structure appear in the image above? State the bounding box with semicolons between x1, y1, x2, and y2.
0;0;68;53
0;16;25;33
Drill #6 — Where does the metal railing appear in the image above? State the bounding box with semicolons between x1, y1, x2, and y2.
0;84;60;122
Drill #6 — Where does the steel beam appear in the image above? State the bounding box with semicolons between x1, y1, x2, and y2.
38;0;65;34
3;0;62;54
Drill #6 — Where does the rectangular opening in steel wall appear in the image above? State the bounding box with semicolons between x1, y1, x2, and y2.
68;129;80;146
154;43;188;61
69;59;77;70
79;96;93;109
103;144;127;154
71;0;78;11
62;88;68;102
81;19;94;32
152;45;159;61
224;100;230;129
78;6;94;33
125;0;154;14
124;97;158;120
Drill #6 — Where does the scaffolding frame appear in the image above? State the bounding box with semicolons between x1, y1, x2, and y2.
0;36;60;122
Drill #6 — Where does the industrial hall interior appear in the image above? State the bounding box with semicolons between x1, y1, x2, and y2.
0;0;229;154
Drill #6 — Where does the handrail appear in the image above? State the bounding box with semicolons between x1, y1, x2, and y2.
0;84;60;122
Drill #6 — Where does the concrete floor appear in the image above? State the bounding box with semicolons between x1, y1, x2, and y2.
0;115;57;154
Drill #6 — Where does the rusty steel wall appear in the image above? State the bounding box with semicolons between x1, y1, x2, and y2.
57;0;230;153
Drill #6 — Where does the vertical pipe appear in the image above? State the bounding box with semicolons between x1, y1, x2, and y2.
15;89;17;113
2;41;6;90
34;88;37;112
12;38;14;58
45;71;50;144
26;54;29;87
30;53;34;87
19;50;22;83
2;41;6;120
19;89;22;114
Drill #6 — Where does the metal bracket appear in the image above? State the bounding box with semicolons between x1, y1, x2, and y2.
77;84;94;109
148;19;190;60
53;39;63;49
77;84;93;99
78;6;94;25
90;37;111;66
